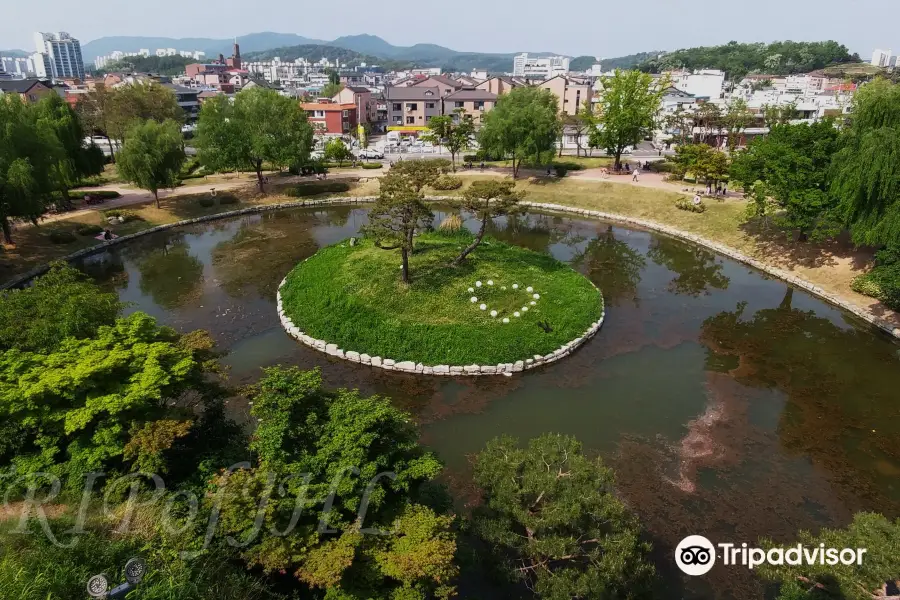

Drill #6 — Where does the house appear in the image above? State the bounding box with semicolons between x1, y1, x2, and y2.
443;88;497;125
411;75;463;97
332;86;376;124
454;75;482;87
384;86;442;135
163;83;201;122
539;75;591;115
0;78;54;103
300;100;358;135
476;76;520;96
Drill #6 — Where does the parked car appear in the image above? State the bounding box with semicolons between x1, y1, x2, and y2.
356;148;384;159
310;150;325;160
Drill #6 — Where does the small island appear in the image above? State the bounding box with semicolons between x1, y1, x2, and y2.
277;229;604;374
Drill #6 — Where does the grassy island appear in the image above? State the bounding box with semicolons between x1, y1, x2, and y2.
280;231;603;365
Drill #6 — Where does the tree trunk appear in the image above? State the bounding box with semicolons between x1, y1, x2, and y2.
453;214;487;266
614;150;622;170
256;160;264;192
153;189;160;209
450;151;456;172
512;157;519;179
106;135;116;163
400;247;410;284
1;216;12;245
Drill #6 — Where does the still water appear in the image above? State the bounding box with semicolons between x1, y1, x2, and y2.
76;205;900;599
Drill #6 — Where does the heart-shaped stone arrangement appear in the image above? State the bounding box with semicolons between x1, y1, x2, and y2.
467;280;541;323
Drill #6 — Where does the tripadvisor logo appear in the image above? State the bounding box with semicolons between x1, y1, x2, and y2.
675;535;867;576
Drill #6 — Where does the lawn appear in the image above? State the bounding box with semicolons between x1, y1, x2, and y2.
481;155;613;171
280;231;603;365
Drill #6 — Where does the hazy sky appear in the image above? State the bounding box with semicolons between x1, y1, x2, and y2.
3;0;897;58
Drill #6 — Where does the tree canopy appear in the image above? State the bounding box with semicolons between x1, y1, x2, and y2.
472;433;655;599
422;111;475;171
195;87;314;191
478;87;560;178
116;119;185;208
593;70;665;168
637;40;856;80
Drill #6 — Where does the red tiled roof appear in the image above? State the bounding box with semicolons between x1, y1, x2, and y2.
301;102;357;111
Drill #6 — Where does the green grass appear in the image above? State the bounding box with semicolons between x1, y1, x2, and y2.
280;231;603;365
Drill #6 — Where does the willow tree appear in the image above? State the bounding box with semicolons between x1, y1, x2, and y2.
116;119;185;209
831;78;900;249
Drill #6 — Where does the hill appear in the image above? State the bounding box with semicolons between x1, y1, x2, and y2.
0;49;30;58
82;32;325;61
636;40;858;80
242;44;409;69
94;55;196;76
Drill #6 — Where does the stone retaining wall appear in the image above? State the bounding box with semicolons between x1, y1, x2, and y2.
6;194;898;341
276;277;605;376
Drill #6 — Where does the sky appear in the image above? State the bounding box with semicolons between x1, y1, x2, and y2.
3;0;898;58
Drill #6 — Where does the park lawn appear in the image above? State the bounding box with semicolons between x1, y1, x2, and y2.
280;231;603;366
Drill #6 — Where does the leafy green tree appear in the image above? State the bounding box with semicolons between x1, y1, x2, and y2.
0;95;60;243
116;119;185;208
0;311;225;484
0;262;122;352
211;366;455;599
451;180;524;265
391;158;450;192
694;102;723;145
34;94;105;207
831;78;900;249
106;83;183;145
478;86;560;178
593;70;666;169
195;87;314;191
472;434;655;599
731;120;841;240
324;137;354;166
722;98;754;150
422;110;475;171
566;99;597;157
758;514;900;600
322;82;344;99
364;166;435;283
664;106;694;146
75;84;119;160
668;143;730;188
762;102;800;127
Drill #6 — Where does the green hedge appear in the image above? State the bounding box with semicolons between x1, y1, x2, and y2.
431;174;463;190
675;198;706;213
48;230;77;244
69;190;121;200
102;209;142;222
198;197;215;207
219;194;239;204
285;181;351;197
361;163;383;170
75;224;104;236
852;262;900;310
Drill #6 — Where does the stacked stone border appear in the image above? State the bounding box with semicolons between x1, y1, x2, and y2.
277;269;605;376
4;194;898;342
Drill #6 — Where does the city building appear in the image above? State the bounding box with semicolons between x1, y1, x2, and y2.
384;86;443;135
871;48;893;67
410;67;442;77
33;31;85;80
332;86;376;123
0;78;54;103
300;100;358;135
0;54;37;78
411;75;463;97
443;88;497;125
163;83;201;123
476;76;521;95
670;69;725;100
512;53;570;80
539;75;591;115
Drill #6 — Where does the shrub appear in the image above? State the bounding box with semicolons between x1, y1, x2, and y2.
438;213;463;232
103;209;141;222
551;161;584;171
675;198;707;213
198;197;215;207
361;162;383;169
48;229;77;244
851;263;900;310
285;181;351;197
75;224;104;236
463;154;478;163
218;194;239;205
432;174;463;190
554;165;568;178
69;190;121;200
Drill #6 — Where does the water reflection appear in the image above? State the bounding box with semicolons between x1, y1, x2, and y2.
70;204;900;600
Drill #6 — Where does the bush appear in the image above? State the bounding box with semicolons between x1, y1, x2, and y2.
285;181;351;197
361;162;383;169
554;165;568;178
198;197;215;207
218;194;239;205
675;198;707;213
69;190;121;200
431;174;463;190
75;224;104;236
48;230;77;244
103;209;141;222
551;161;584;171
438;214;463;232
463;154;478;163
851;263;900;310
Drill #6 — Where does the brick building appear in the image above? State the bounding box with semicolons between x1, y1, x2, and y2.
301;100;358;135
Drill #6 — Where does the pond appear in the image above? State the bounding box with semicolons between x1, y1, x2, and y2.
75;204;900;599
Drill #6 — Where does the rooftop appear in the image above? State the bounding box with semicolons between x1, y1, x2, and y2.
0;79;49;93
445;88;497;101
301;102;357;111
385;86;441;100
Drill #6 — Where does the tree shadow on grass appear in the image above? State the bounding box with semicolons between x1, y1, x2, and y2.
738;216;874;271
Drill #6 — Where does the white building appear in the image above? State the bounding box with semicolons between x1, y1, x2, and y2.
33;31;84;80
411;67;441;76
871;48;892;67
512;53;570;80
671;69;725;100
0;55;37;77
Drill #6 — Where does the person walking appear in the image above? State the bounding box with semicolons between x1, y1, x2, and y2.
632;167;640;182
